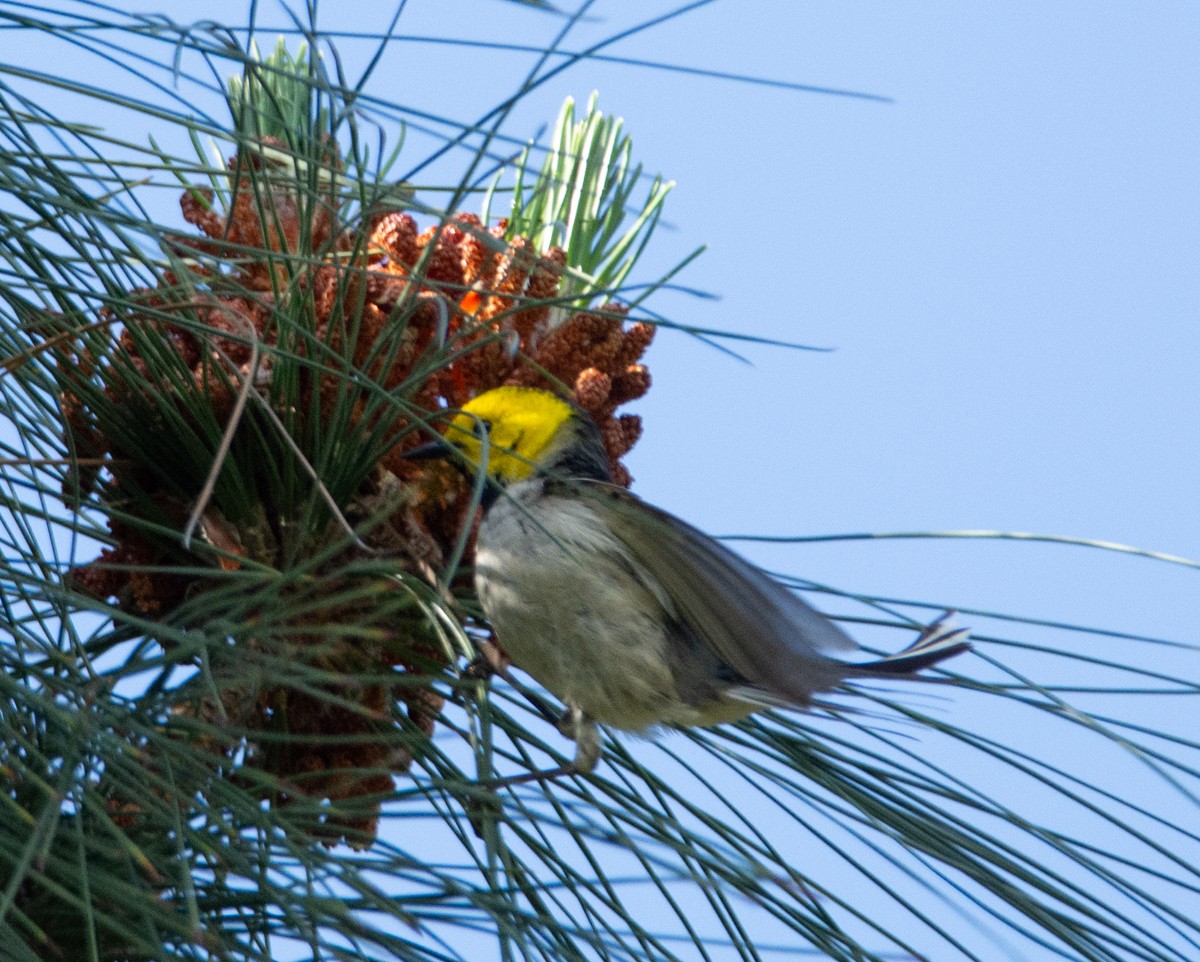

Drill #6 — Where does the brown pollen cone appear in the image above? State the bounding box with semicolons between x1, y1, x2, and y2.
58;139;656;847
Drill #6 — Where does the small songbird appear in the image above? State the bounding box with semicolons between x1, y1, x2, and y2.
409;386;970;776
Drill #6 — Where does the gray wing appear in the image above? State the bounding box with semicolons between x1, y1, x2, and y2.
574;481;857;706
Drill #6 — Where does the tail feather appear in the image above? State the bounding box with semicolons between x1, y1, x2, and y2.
725;612;970;712
855;611;971;676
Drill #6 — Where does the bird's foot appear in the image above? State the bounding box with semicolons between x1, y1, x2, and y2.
483;707;601;790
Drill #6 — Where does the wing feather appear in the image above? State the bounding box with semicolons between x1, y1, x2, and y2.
568;480;856;706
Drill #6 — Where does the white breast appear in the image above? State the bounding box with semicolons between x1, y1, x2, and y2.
474;481;695;731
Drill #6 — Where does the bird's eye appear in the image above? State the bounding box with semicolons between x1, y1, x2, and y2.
474;418;492;437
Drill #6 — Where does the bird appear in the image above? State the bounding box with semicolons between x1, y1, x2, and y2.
407;386;970;779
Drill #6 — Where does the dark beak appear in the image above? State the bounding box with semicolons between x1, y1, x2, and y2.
403;438;453;461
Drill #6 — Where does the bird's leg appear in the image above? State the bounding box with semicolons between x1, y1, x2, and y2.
484;705;601;789
463;644;601;788
557;705;601;774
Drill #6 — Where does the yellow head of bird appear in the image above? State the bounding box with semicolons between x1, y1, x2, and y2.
441;387;579;485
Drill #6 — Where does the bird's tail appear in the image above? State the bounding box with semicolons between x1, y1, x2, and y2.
854;611;971;676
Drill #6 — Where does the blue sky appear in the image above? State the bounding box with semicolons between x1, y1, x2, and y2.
355;0;1200;634
4;2;1199;959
